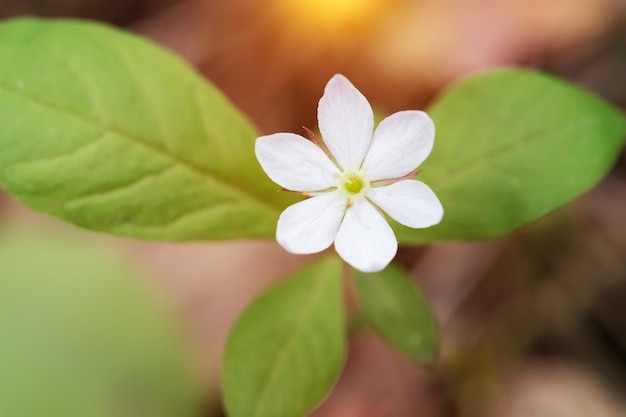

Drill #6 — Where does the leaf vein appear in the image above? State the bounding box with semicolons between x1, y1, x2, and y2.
14;131;110;167
125;198;245;230
64;165;176;207
0;83;280;215
431;117;601;188
103;40;169;148
251;274;331;416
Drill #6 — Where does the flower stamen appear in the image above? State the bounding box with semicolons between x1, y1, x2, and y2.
340;172;369;197
344;175;363;194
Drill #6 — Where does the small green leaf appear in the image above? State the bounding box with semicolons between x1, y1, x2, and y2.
0;230;204;417
396;68;626;243
223;256;345;417
0;18;294;240
353;265;438;364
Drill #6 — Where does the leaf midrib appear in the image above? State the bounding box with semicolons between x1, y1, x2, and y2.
251;273;333;416
0;83;281;215
428;116;604;189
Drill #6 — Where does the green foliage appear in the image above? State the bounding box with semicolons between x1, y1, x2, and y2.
0;18;294;240
0;231;204;417
353;264;438;363
223;256;345;417
396;69;626;243
0;19;622;246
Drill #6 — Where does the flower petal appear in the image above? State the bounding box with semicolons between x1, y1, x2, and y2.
256;133;340;192
368;180;443;228
361;110;434;181
334;200;397;273
277;191;347;254
318;74;374;171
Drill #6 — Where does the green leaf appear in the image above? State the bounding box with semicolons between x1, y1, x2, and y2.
223;256;345;417
396;68;626;243
0;230;204;417
0;18;294;240
353;265;438;364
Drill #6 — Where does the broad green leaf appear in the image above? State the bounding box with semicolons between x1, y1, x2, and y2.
0;18;294;240
0;230;204;417
353;265;438;363
223;256;345;417
396;69;626;243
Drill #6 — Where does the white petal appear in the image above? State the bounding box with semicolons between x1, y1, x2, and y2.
256;133;340;192
368;180;443;228
277;191;347;254
361;111;434;181
334;199;397;273
318;74;374;171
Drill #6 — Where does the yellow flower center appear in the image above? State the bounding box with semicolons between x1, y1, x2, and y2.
342;172;367;195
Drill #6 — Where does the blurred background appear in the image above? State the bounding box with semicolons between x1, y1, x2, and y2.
0;0;625;416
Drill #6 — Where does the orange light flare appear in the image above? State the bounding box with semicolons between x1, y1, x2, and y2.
272;0;391;41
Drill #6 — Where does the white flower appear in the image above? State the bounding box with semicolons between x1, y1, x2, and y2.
255;74;443;272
